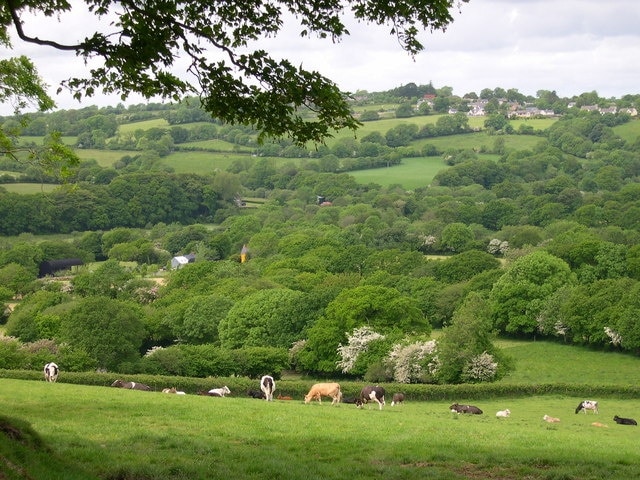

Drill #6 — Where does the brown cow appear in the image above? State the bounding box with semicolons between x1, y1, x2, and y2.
304;383;342;405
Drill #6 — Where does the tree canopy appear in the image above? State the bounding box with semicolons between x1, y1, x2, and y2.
1;0;470;144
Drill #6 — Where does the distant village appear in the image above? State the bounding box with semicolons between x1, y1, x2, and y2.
416;94;639;119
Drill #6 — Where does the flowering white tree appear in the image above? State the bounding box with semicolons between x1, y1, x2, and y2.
487;238;509;255
604;326;623;346
461;351;498;383
336;326;384;373
385;339;439;383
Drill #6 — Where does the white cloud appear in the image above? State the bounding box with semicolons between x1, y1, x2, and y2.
2;0;639;115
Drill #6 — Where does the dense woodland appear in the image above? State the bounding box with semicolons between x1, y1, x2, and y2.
2;84;640;385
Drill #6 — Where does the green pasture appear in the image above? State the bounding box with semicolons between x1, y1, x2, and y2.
613;118;640;143
75;148;138;167
18;135;77;146
117;118;170;133
179;139;254;152
349;156;448;189
1;378;639;480
497;340;640;385
162;151;256;174
413;131;546;153
0;182;59;194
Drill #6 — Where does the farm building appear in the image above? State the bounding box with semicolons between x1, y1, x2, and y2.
38;258;84;277
170;253;196;269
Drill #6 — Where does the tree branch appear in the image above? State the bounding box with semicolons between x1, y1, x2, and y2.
6;0;82;51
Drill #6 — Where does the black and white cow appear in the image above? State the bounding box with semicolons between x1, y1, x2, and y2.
260;375;275;401
613;415;637;426
43;362;59;382
450;403;483;415
575;400;599;414
357;386;386;410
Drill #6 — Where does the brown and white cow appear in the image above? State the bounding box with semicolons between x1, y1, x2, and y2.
304;383;342;405
357;386;386;410
391;393;405;406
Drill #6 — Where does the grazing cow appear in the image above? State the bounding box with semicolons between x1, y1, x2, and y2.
450;403;483;415
43;362;59;382
111;379;152;391
543;415;561;423
496;409;511;418
613;415;637;426
247;389;266;399
260;375;276;401
358;386;386;410
276;394;293;400
575;400;599;414
391;393;405;406
304;383;342;405
203;386;231;397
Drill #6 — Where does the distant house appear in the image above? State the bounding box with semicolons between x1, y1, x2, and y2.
170;253;196;269
38;258;84;278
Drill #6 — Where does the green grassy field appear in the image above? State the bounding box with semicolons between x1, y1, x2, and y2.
75;149;138;167
1;377;639;480
1;183;59;194
2;340;640;479
349;156;448;189
613;118;640;143
497;339;640;385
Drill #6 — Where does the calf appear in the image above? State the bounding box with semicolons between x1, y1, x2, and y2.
358;386;386;410
341;396;359;405
260;375;276;401
450;403;483;415
575;400;598;414
496;409;511;418
304;383;342;405
543;414;561;423
613;415;637;426
276;394;293;400
391;393;405;406
247;389;266;399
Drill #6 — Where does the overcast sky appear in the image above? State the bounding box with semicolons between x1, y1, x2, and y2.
3;0;640;114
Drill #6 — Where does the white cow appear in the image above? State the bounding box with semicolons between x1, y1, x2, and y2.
260;375;276;401
496;409;511;418
43;362;59;382
206;386;231;397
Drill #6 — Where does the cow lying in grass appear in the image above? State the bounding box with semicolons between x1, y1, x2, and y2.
247;389;266;399
496;409;511;418
450;403;483;415
199;386;231;397
543;415;561;423
613;415;637;426
304;383;342;405
111;379;152;391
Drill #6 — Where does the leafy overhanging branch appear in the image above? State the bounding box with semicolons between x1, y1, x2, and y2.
2;0;470;144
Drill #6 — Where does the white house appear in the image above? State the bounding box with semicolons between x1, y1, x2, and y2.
170;253;196;269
